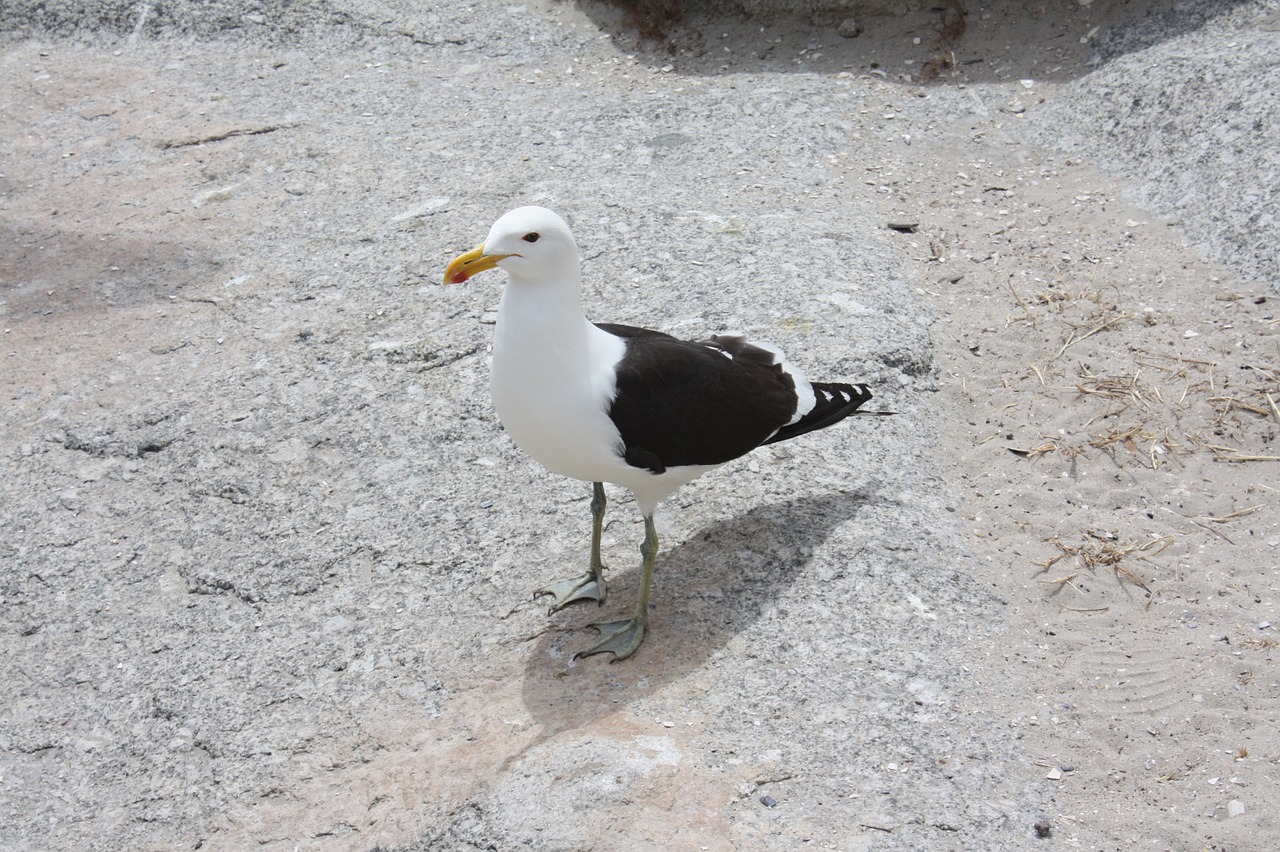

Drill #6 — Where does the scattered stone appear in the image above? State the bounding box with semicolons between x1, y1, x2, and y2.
4;3;1275;851
837;18;862;38
391;197;450;223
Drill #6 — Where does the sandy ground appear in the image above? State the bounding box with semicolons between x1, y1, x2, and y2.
2;1;1278;849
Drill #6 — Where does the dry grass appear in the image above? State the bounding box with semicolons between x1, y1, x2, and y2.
1074;367;1163;412
1035;530;1174;594
1009;423;1180;469
1007;283;1117;327
1003;293;1278;467
1204;506;1263;523
1189;439;1280;463
1007;439;1074;460
918;0;966;82
1087;423;1180;470
1057;313;1135;356
607;0;685;44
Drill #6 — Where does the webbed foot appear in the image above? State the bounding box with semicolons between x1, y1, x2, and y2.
535;573;606;612
574;616;647;662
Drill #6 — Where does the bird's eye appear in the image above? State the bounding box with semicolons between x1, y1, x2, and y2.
522;232;540;243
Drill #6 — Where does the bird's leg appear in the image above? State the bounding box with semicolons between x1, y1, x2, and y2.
575;513;658;662
535;482;608;610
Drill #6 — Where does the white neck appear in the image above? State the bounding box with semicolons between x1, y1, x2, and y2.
494;269;595;367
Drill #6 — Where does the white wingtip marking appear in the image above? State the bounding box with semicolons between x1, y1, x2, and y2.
750;338;816;423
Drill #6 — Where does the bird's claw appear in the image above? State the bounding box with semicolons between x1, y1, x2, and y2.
535;573;606;612
574;617;646;662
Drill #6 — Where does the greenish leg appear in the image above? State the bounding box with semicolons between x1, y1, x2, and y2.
575;513;658;662
535;482;608;610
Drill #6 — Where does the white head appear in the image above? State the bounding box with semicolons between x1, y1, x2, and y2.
444;206;580;286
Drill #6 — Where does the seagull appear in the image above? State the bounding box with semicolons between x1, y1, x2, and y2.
443;206;889;660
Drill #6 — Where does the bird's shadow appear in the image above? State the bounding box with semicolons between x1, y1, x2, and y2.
518;488;874;736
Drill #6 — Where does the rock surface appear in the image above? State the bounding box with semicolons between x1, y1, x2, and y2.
2;1;1276;849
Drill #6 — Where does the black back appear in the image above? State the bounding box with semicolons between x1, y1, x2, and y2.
596;323;870;474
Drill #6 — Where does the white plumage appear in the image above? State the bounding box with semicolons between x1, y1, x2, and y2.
444;206;885;660
486;208;723;515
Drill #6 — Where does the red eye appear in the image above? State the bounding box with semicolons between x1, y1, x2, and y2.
522;232;540;243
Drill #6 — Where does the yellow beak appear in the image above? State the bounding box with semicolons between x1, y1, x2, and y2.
443;244;510;285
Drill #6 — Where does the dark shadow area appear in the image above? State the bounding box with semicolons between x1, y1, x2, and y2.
1;0;1255;85
518;489;875;735
576;0;1256;82
0;224;225;321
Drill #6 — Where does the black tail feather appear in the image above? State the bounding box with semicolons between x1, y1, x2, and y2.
763;382;885;445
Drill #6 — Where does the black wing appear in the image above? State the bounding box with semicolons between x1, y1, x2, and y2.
595;324;798;473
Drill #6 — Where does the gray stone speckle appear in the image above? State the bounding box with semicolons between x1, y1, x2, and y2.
0;18;1016;837
3;1;1276;850
1025;0;1279;290
837;18;863;38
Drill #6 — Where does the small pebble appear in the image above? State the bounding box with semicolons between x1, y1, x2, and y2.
760;795;777;808
1258;620;1272;630
1227;800;1246;818
480;500;493;509
837;18;862;38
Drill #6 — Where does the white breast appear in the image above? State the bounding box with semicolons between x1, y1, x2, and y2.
490;288;631;484
487;277;725;514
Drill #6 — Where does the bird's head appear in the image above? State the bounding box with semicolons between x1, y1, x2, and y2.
443;206;579;286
